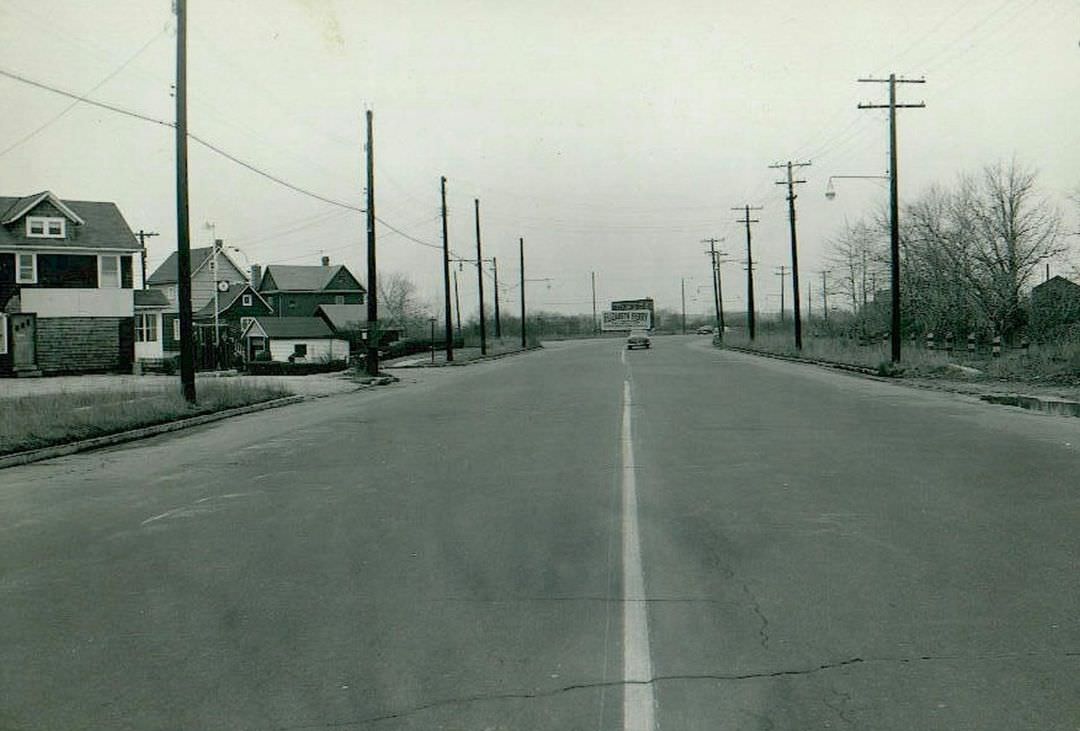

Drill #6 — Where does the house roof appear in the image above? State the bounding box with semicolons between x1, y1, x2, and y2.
0;193;138;250
260;264;365;293
147;246;246;285
134;289;170;308
314;304;368;331
1033;275;1080;294
193;282;271;319
247;316;337;339
1;191;85;225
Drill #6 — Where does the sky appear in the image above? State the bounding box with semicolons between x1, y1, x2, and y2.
1;0;1078;319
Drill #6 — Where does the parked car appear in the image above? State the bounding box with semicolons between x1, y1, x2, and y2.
626;329;651;349
696;326;714;334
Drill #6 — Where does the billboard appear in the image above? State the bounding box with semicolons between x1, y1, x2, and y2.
611;298;655;314
601;309;652;331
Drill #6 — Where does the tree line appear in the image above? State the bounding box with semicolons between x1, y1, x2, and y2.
827;159;1077;343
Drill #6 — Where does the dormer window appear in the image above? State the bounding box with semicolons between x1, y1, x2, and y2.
26;216;65;238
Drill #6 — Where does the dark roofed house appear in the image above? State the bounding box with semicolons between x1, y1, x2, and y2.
1030;275;1080;341
314;303;401;358
257;256;365;317
1;190;142;376
242;316;349;363
146;245;248;313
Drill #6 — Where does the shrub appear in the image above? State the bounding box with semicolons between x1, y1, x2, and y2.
244;360;347;376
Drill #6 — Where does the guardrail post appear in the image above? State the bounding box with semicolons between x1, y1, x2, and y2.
945;332;954;354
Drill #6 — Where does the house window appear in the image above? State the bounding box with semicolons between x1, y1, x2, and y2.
99;255;120;288
173;319;180;341
0;313;7;355
16;253;36;283
242;294;252;307
26;216;65;238
135;313;158;342
167;286;176;301
240;316;254;332
293;344;307;358
335;295;345;305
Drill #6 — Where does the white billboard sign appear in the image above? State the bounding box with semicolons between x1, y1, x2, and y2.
601;309;652;331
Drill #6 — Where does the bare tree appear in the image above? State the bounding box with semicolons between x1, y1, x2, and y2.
378;272;429;337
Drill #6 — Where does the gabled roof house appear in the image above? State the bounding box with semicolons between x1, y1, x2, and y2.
256;256;365;317
1;191;142;376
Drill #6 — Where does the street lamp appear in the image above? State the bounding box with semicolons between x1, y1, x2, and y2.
824;174;889;200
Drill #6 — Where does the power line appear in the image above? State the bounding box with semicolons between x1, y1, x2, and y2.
0;31;167;159
0;66;364;213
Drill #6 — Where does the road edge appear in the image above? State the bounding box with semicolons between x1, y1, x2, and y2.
720;344;1080;418
0;395;307;470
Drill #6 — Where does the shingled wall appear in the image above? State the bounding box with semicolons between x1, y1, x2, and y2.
35;317;133;374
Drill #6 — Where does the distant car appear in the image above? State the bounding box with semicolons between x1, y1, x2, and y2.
696;326;714;335
626;329;651;349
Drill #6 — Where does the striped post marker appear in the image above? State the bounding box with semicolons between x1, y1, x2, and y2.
967;332;976;355
992;335;1002;357
926;332;935;350
945;332;954;354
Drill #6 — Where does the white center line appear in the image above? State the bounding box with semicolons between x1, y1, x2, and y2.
621;379;656;731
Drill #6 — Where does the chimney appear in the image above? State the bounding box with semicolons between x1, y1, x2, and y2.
321;256;330;267
250;264;262;288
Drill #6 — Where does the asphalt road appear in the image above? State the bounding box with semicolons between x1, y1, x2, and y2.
1;336;1077;730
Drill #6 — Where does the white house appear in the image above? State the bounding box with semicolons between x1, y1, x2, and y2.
242;316;348;363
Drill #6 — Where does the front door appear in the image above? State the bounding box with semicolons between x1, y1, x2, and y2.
10;313;36;371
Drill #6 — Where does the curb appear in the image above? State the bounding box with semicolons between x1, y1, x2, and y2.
0;395;307;470
722;345;882;377
387;345;543;369
720;345;1080;418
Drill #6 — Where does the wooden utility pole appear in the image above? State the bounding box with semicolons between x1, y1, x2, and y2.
702;237;725;339
135;230;159;288
591;271;597;333
519;238;526;349
859;73;925;363
440;176;453;362
173;0;196;403
821;270;830;322
475;199;486;355
680;277;686;334
770;160;810;349
364;109;379;375
453;269;462;336
775;265;787;322
492;256;502;338
733;205;762;341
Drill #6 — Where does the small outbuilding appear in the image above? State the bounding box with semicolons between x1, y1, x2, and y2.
241;316;348;363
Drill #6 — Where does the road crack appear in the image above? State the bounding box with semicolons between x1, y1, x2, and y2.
272;652;1080;729
741;582;771;649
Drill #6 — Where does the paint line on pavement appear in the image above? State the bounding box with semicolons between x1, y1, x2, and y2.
621;379;657;731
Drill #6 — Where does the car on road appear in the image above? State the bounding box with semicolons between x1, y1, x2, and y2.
696;326;714;335
626;329;651;349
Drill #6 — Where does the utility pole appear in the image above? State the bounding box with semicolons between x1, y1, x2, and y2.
775;265;787;322
475;199;486;356
702;237;725;339
821;270;830;322
135;230;159;288
212;237;222;358
733;205;762;340
173;0;196;403
440;176;453;362
680;277;686;334
591;271;597;334
519;237;526;349
770;160;810;349
364;109;379;376
859;73;925;363
453;269;462;337
492;256;502;339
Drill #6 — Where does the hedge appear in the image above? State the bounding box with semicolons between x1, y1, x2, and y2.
244;360;348;376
